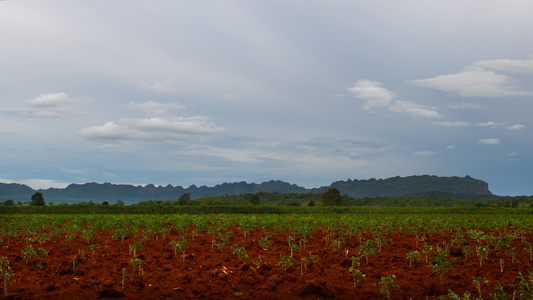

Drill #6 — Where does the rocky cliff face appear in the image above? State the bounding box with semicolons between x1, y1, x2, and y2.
475;182;491;195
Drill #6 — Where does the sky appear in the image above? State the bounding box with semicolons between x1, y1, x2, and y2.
1;1;533;196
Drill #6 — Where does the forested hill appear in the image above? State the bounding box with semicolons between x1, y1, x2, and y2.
0;175;491;204
324;175;490;198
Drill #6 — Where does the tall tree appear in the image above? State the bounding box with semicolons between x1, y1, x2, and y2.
321;188;343;206
31;192;45;206
178;193;190;206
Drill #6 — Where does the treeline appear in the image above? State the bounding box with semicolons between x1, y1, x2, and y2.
1;189;533;214
137;192;533;208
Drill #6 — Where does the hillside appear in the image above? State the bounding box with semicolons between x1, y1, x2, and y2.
326;175;490;198
0;175;491;204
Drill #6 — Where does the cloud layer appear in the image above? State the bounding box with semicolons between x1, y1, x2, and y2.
348;80;440;118
410;67;531;97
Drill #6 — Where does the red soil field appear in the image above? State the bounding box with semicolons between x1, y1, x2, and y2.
2;224;532;299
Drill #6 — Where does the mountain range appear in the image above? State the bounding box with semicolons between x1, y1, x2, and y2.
0;175;491;204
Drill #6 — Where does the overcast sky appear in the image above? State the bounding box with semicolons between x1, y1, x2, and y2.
1;1;533;195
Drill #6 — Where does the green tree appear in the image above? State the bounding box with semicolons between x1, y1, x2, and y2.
3;200;14;206
116;200;124;206
321;188;343;206
178;193;190;206
249;195;260;205
31;192;45;206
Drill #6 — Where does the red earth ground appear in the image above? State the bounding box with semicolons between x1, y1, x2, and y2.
1;223;532;299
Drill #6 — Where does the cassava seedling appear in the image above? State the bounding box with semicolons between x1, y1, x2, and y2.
88;244;100;255
463;246;473;262
422;245;434;263
348;267;366;287
121;268;126;290
301;257;308;276
505;246;517;262
72;256;77;271
253;255;262;268
175;240;188;262
378;275;400;300
169;241;179;256
374;236;388;252
22;245;37;264
489;282;509;300
300;238;309;250
524;241;533;261
477;245;490;267
232;243;249;260
131;241;143;257
358;240;377;263
217;231;233;251
0;257;15;296
406;250;421;267
351;256;361;268
472;276;489;300
37;247;48;257
278;254;294;271
331;237;346;251
289;242;299;257
129;258;144;276
517;271;533;298
430;248;454;285
258;236;272;250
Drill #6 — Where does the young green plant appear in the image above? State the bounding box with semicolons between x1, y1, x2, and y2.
472;276;489;300
0;257;15;296
378;275;400;300
406;250;421;267
430;248;454;285
348;267;366;287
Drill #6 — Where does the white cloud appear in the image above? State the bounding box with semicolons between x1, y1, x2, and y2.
446;145;455;150
508;152;517;157
128;101;186;115
475;57;533;74
433;121;506;128
448;103;485;110
79;117;224;141
184;145;281;163
508;124;525;130
348;80;394;109
27;93;72;107
389;100;440;118
414;151;435;157
138;79;179;94
34;110;64;118
433;121;470;127
348;80;439;118
410;66;531;97
476;122;504;128
478;138;500;145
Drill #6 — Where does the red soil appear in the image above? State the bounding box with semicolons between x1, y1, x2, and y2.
1;224;532;299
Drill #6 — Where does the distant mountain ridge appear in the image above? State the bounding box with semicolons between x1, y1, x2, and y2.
0;175;491;204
